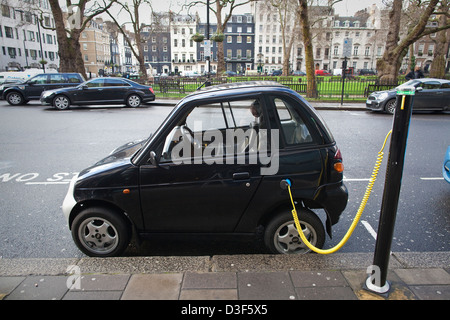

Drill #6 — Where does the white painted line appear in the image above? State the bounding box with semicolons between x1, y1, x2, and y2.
420;177;444;181
25;181;70;185
361;220;378;240
344;178;371;182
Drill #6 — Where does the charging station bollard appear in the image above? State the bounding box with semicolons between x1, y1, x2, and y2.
365;86;415;296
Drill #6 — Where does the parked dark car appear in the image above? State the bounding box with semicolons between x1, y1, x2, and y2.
62;81;348;257
270;70;282;76
2;73;84;105
366;78;450;114
358;69;377;76
40;77;155;110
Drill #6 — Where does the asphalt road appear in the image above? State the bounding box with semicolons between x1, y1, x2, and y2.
0;101;448;258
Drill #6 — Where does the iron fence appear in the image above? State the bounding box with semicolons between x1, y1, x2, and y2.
147;76;405;100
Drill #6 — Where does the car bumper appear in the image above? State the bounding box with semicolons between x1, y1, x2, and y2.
365;100;384;111
62;173;79;225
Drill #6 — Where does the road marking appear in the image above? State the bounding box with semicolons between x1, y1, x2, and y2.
361;220;378;240
420;177;444;181
344;178;371;182
25;181;70;185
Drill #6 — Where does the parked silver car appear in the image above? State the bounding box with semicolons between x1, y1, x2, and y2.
366;78;450;114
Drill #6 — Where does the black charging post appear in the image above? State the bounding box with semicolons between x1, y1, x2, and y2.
365;85;415;296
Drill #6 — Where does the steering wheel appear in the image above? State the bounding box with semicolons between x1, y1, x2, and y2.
180;125;201;150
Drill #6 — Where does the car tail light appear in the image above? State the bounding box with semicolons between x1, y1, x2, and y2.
333;149;344;173
149;87;154;94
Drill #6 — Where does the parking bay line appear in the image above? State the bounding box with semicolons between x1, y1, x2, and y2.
25;181;70;185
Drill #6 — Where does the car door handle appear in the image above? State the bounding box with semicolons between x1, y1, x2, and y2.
233;172;250;180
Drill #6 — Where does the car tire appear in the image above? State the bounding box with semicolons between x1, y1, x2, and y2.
264;209;325;254
126;94;141;108
6;92;25;105
71;206;131;257
384;99;396;114
53;95;70;110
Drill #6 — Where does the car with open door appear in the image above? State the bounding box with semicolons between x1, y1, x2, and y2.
62;81;348;257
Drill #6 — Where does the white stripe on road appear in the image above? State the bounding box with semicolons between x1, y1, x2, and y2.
25;181;70;185
361;220;378;240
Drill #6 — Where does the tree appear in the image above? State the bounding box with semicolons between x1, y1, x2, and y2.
105;0;155;79
298;0;317;98
47;0;115;79
376;0;450;84
429;0;449;78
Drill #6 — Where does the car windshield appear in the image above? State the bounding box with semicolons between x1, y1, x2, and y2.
397;80;420;89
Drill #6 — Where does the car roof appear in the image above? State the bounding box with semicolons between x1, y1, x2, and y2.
414;78;450;84
187;81;286;98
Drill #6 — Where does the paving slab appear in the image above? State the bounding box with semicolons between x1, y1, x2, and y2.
237;272;296;300
121;273;183;300
4;275;68;300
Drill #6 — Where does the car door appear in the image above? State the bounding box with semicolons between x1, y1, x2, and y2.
139;97;267;233
47;74;66;91
72;78;105;103
102;78;131;102
414;80;443;110
439;82;450;110
26;74;48;99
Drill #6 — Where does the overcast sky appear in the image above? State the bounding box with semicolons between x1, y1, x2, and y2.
150;0;388;18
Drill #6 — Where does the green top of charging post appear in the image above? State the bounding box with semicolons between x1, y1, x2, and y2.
396;85;416;96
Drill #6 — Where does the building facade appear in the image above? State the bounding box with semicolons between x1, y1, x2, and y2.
0;0;59;71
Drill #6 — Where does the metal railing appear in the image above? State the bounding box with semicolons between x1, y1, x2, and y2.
145;76;405;100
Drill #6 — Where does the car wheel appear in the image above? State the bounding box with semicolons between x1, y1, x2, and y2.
126;94;141;108
384;99;396;114
53;95;70;110
6;92;24;105
264;209;325;254
71;207;131;257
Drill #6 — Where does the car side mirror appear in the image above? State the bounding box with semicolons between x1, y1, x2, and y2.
149;151;158;166
81;85;88;90
416;87;423;92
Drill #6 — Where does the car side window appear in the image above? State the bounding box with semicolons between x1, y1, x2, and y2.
104;79;130;87
30;75;48;84
161;98;263;163
86;79;103;88
67;74;82;83
441;83;450;89
273;97;313;145
421;81;441;90
49;74;64;83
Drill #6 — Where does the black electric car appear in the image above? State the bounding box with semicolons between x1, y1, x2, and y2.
62;81;348;257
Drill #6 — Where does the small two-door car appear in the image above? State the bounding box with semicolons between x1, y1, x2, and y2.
1;73;84;105
40;77;155;110
366;78;450;114
62;81;348;257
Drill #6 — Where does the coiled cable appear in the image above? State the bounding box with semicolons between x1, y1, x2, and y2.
289;130;392;254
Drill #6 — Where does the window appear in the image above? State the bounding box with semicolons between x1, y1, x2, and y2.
67;74;82;83
86;79;104;87
31;74;48;84
353;46;359;56
273;97;312;145
365;46;370;56
4;26;13;38
237;36;242;43
83;43;88;50
161;98;264;163
227;35;232;43
421;81;440;90
50;74;64;83
104;79;130;87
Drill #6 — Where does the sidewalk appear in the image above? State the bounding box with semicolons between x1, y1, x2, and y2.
1;252;449;300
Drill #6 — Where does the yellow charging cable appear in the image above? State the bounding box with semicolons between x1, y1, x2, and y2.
288;130;392;254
